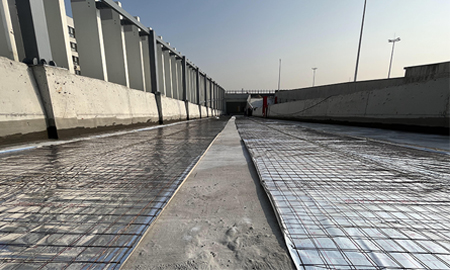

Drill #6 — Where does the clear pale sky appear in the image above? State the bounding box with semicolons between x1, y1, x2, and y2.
64;0;450;90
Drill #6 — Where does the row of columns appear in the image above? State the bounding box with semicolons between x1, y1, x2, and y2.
0;0;74;71
0;0;225;112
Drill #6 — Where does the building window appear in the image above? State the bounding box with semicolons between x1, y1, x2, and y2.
72;56;79;66
70;42;77;52
68;26;75;38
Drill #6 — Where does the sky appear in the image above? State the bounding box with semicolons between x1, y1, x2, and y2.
64;0;450;90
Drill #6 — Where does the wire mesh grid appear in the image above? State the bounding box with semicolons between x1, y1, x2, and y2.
0;119;227;269
237;118;450;270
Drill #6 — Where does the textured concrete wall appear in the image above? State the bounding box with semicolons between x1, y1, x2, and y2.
33;65;160;132
0;55;221;141
160;95;187;122
187;103;200;119
275;78;405;103
0;57;47;137
200;105;208;118
266;77;449;129
404;61;450;83
254;107;263;117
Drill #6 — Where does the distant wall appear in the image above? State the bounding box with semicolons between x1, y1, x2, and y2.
259;62;450;132
0;56;222;141
275;78;405;103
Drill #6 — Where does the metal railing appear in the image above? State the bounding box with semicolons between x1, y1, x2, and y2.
226;90;279;95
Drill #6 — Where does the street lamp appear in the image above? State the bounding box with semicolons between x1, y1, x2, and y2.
387;37;400;78
354;0;367;82
277;59;281;90
312;67;318;87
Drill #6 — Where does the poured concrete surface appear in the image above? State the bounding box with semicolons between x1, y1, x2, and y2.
123;117;295;269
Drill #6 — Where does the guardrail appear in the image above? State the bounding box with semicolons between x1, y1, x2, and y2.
0;0;224;111
226;90;279;94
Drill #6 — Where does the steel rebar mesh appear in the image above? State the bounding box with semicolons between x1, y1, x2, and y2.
237;118;450;270
0;118;227;269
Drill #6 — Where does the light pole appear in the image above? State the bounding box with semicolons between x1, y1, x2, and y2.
354;0;367;82
277;59;281;90
387;37;400;78
312;67;317;87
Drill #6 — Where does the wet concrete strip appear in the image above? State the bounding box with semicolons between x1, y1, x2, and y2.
123;116;296;269
0;117;227;269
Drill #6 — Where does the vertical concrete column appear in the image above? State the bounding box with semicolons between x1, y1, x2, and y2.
187;67;192;102
181;56;189;119
200;75;205;105
0;0;18;60
196;67;201;118
216;84;219;111
43;0;73;72
214;84;220;110
215;83;218;115
209;80;213;109
99;3;128;86
203;74;209;117
7;0;25;61
220;87;225;112
148;28;160;93
210;82;215;115
218;87;221;111
156;43;165;94
217;86;221;112
71;0;107;80
186;67;190;101
211;82;214;109
163;49;172;97
15;0;53;64
170;53;178;99
192;68;197;103
220;87;223;112
196;68;200;105
148;30;163;123
123;17;145;91
141;34;151;92
148;29;160;94
176;58;183;100
219;87;223;111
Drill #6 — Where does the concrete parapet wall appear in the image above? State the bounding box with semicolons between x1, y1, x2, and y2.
254;107;263;117
160;96;187;122
188;103;200;119
200;105;208;118
276;78;405;103
33;65;160;133
266;76;449;130
0;57;47;138
0;56;220;142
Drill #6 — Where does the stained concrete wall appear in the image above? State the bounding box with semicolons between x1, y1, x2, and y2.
33;64;160;132
0;57;47;138
200;105;208;118
275;78;405;103
160;96;187;122
188;103;200;119
0;56;222;141
263;73;449;130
